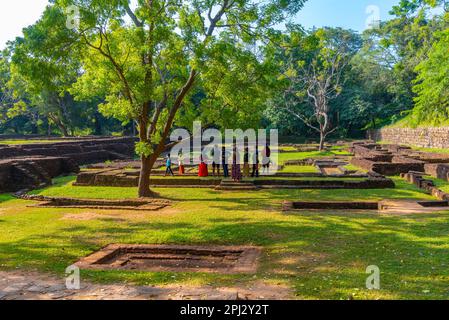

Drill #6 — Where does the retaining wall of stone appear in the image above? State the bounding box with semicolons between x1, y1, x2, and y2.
368;127;449;149
0;137;136;164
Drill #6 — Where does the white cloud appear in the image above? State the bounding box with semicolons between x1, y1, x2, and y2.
0;0;49;49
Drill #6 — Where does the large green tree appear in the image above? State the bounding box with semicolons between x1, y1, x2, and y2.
8;6;85;136
412;21;449;125
47;0;305;197
362;0;447;119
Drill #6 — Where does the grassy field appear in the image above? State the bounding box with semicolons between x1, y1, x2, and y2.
426;176;449;193
377;141;449;155
413;147;449;155
2;173;449;300
278;150;352;165
0;139;68;145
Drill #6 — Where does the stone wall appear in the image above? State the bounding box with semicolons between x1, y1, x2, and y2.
368;127;449;149
0;157;79;193
0;137;137;166
0;136;136;192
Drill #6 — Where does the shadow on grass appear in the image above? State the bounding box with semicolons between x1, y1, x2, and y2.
1;209;449;299
0;194;15;204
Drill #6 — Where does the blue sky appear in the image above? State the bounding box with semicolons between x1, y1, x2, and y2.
296;0;400;31
0;0;402;49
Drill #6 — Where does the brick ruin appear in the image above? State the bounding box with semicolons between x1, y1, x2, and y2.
0;137;136;193
0;137;136;164
349;142;449;178
368;127;449;149
0;157;79;193
74;166;395;190
75;244;261;274
402;171;449;201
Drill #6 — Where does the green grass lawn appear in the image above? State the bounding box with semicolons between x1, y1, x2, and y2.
0;139;68;145
278;150;349;165
425;176;449;193
377;141;449;155
280;165;319;173
413;147;449;154
2;174;449;300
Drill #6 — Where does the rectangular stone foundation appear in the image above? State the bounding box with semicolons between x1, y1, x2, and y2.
76;244;261;274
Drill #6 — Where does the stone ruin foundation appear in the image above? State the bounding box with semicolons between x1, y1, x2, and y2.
73;167;395;190
401;171;449;201
75;244;261;274
283;199;449;215
0;157;79;193
0;137;137;193
350;141;449;177
19;195;171;211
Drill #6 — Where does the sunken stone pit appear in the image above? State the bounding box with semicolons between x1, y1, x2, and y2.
75;244;262;274
20;195;171;211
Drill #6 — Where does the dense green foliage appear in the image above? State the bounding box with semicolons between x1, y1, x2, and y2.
264;0;449;137
0;0;448;138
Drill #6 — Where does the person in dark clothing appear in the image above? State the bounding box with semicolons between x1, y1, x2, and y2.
211;144;220;176
243;147;250;177
251;145;259;178
262;144;271;174
221;146;229;178
231;144;242;182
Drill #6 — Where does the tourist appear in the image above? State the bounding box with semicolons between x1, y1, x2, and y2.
221;146;229;178
164;154;174;177
262;143;271;174
243;147;250;177
178;151;185;175
211;144;220;177
251;145;259;178
198;154;209;177
231;144;242;182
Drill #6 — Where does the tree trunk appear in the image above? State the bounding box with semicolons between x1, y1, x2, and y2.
138;155;154;198
57;121;70;137
49;114;70;137
319;131;326;151
137;102;159;198
94;112;102;136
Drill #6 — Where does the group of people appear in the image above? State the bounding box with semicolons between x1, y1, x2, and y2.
164;144;272;182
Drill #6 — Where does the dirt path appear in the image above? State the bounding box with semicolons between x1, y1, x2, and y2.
0;270;293;300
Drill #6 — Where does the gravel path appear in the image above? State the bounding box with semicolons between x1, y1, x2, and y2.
0;270;292;300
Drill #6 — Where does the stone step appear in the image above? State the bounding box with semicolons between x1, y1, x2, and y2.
215;185;259;191
220;181;255;186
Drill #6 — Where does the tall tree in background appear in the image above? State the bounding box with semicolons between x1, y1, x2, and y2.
280;28;360;150
412;21;449;125
362;0;448;121
8;7;84;136
50;0;305;197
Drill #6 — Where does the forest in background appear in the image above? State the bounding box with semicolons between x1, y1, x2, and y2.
0;0;448;141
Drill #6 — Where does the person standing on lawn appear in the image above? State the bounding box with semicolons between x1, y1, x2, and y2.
198;154;209;177
178;151;185;175
262;143;271;174
165;154;174;177
251;144;259;178
222;146;230;178
211;144;220;177
243;146;250;177
231;144;242;182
